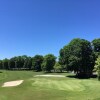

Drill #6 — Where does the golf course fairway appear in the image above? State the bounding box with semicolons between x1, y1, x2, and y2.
0;70;100;100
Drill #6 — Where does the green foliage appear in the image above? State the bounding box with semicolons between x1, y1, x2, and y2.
59;38;94;77
0;60;2;69
8;55;32;70
94;56;100;80
42;54;56;72
32;55;43;71
92;38;100;52
8;57;17;69
2;58;9;69
23;56;32;69
54;62;63;72
92;38;100;62
68;55;80;72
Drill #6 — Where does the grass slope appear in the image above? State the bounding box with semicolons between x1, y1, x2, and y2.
0;70;100;100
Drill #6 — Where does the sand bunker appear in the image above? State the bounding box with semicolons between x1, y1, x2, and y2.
34;75;65;77
2;80;24;87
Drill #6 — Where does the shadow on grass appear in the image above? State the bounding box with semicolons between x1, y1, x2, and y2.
93;98;100;100
43;71;70;74
67;74;97;79
0;71;2;73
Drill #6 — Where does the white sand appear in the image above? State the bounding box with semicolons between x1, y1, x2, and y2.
34;75;65;77
2;80;24;87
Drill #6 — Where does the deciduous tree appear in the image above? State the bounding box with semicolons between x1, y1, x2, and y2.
42;54;56;72
94;56;100;80
32;55;43;71
59;38;94;77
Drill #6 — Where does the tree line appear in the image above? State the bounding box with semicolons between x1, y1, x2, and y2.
0;38;100;78
0;54;56;71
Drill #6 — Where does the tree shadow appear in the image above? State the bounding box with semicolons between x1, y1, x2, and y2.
91;74;97;78
43;71;69;74
0;71;2;73
54;72;69;73
67;74;97;79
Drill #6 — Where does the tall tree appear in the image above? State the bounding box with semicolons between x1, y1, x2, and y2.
59;38;94;77
32;55;43;71
22;55;28;69
0;60;3;69
2;58;9;69
8;57;17;69
42;54;56;72
27;57;32;69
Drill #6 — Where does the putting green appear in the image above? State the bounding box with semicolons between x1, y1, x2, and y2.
32;78;85;91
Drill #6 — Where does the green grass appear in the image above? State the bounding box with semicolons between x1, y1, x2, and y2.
0;70;100;100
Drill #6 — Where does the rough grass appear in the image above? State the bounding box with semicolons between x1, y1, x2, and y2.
0;70;100;100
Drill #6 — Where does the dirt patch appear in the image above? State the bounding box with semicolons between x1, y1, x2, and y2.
2;80;24;87
34;75;65;77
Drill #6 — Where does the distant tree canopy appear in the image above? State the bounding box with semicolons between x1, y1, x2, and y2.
41;54;56;72
59;38;95;77
54;62;63;72
2;58;9;69
1;55;32;70
32;55;44;71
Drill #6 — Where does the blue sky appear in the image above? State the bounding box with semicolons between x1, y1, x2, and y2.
0;0;100;59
